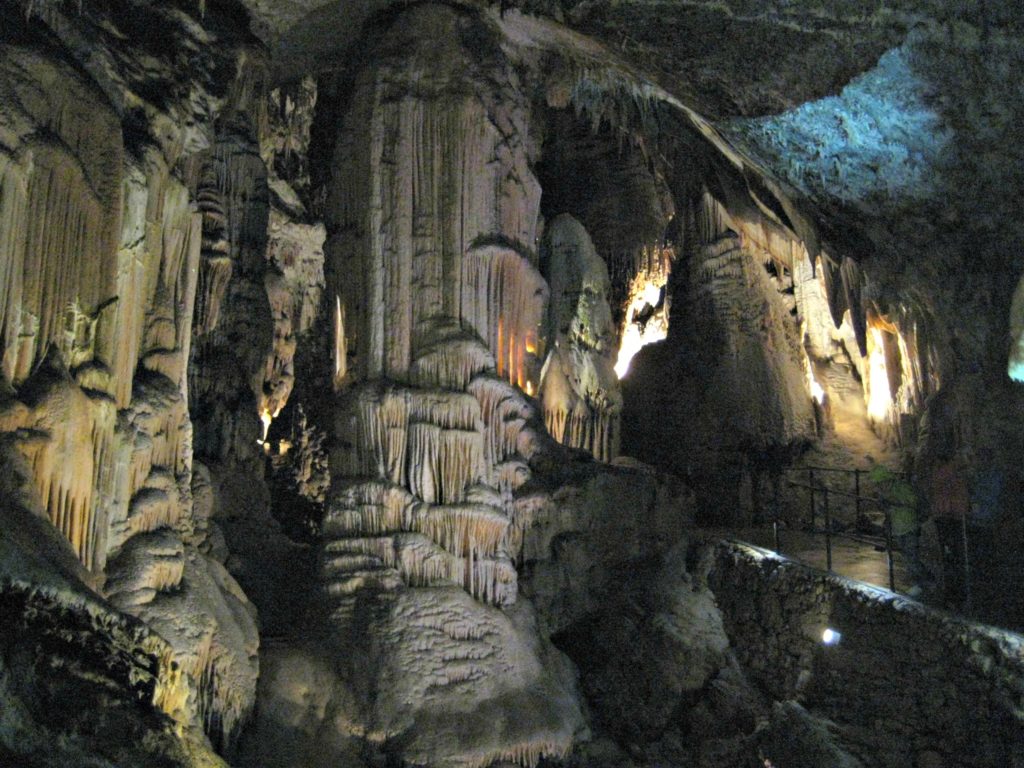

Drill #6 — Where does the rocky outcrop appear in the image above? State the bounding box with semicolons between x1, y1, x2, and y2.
538;215;622;462
706;540;1024;767
622;189;816;520
0;3;267;757
289;6;585;765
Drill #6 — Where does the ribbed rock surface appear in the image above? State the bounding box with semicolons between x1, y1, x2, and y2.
0;2;267;758
285;6;586;766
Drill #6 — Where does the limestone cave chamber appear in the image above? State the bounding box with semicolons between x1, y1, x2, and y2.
2;1;1024;767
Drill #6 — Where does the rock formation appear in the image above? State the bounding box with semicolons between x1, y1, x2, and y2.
297;6;585;765
4;1;1024;767
539;215;622;462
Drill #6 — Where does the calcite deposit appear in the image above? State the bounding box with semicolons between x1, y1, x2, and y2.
4;1;1024;767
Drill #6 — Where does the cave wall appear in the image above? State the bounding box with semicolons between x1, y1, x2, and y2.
0;3;283;759
708;540;1024;767
725;19;1024;543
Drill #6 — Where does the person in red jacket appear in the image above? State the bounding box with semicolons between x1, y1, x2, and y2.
929;452;970;609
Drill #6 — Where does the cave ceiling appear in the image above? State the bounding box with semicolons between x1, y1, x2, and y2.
237;0;1024;378
242;0;949;117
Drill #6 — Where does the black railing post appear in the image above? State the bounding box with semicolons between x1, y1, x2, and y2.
808;468;816;530
961;515;972;612
773;478;781;552
884;507;896;592
823;487;832;571
854;468;862;530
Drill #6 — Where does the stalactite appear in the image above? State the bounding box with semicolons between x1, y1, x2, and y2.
0;48;123;386
105;531;186;607
460;244;547;390
408;422;442;504
841;257;868;356
408;330;496;392
409;391;481;431
0;155;30;384
194;257;233;337
467;377;537;471
821;255;848;329
10;367;118;572
193;161;232;337
257;208;325;422
12;147;115;383
334;296;348;389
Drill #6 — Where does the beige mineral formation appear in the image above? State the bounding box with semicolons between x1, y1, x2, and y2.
307;5;585;765
539;214;622;462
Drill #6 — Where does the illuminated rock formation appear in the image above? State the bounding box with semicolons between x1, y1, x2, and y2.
0;5;269;758
614;246;673;378
7;1;1024;766
310;6;583;765
258;203;326;438
188;113;273;466
539;215;622;462
688;192;815;448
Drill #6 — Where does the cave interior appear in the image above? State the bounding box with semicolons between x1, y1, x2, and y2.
1;1;1024;767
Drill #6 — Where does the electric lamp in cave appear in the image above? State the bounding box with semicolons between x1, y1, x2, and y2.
615;272;669;379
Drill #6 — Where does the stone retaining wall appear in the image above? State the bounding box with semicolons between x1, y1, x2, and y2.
706;539;1024;768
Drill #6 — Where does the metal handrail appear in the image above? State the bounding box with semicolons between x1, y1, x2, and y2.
786;480;889;507
772;467;901;591
783;464;909;477
774;463;975;609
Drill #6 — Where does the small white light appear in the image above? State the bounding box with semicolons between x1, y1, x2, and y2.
822;628;841;646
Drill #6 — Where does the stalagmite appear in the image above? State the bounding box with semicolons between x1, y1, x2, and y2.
317;8;582;766
538;215;622;462
684;192;815;446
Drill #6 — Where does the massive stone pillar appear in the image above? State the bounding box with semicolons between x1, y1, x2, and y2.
312;5;582;766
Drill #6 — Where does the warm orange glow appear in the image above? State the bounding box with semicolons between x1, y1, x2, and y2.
258;405;283;446
334;295;347;388
258;408;273;444
615;266;670;379
866;328;892;422
508;334;516;380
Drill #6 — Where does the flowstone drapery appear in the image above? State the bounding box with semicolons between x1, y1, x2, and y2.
314;6;583;766
0;13;267;757
538;214;622;462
